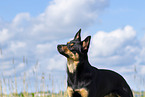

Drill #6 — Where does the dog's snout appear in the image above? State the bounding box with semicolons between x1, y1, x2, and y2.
57;45;62;52
57;45;65;53
57;45;62;49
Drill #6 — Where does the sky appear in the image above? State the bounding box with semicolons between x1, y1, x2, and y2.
0;0;145;93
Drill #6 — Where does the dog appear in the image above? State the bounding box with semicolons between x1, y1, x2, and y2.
57;29;133;97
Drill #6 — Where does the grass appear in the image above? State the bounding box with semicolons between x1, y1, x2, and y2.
0;91;67;97
0;74;68;97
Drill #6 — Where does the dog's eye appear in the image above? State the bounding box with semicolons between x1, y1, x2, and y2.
70;43;74;47
68;43;74;49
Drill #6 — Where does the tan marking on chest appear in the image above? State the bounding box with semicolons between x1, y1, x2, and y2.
67;87;89;97
67;58;79;73
75;88;88;97
67;86;73;97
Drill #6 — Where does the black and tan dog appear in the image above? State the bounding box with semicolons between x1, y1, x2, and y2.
57;29;133;97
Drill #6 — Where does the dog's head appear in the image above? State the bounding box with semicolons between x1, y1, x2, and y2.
57;29;91;61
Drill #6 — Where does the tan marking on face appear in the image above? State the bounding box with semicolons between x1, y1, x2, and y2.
64;46;79;60
75;88;88;97
70;43;74;46
67;86;73;97
63;46;73;57
63;45;69;51
67;58;79;73
63;46;75;59
71;52;79;61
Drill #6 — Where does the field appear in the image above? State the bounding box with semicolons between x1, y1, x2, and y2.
0;90;145;97
0;75;145;97
0;74;68;97
0;91;68;97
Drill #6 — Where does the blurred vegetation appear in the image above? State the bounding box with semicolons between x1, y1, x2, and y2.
0;91;68;97
0;48;145;97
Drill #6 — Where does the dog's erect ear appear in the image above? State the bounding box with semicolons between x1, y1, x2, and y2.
82;36;91;52
74;29;81;41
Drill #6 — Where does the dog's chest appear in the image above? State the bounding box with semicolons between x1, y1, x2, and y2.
67;86;88;97
67;58;79;73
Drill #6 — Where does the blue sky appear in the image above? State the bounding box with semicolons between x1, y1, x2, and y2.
0;0;145;93
88;0;145;38
0;0;49;21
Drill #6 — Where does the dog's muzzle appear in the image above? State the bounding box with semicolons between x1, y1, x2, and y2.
57;45;69;58
57;45;63;53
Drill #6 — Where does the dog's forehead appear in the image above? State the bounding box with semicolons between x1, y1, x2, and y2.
67;39;80;44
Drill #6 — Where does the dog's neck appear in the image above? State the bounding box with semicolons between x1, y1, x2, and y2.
67;54;90;73
67;58;79;73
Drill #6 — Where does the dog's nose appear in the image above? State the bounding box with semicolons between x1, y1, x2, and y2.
57;45;63;52
57;45;62;49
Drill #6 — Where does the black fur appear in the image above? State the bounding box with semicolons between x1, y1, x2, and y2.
57;29;133;97
73;92;82;97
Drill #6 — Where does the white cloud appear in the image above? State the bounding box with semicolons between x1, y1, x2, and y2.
12;13;30;27
46;55;66;71
140;65;145;75
43;0;109;24
28;0;109;40
10;41;26;50
0;29;11;43
36;43;54;55
141;34;145;47
134;35;145;69
5;41;27;57
90;25;136;57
